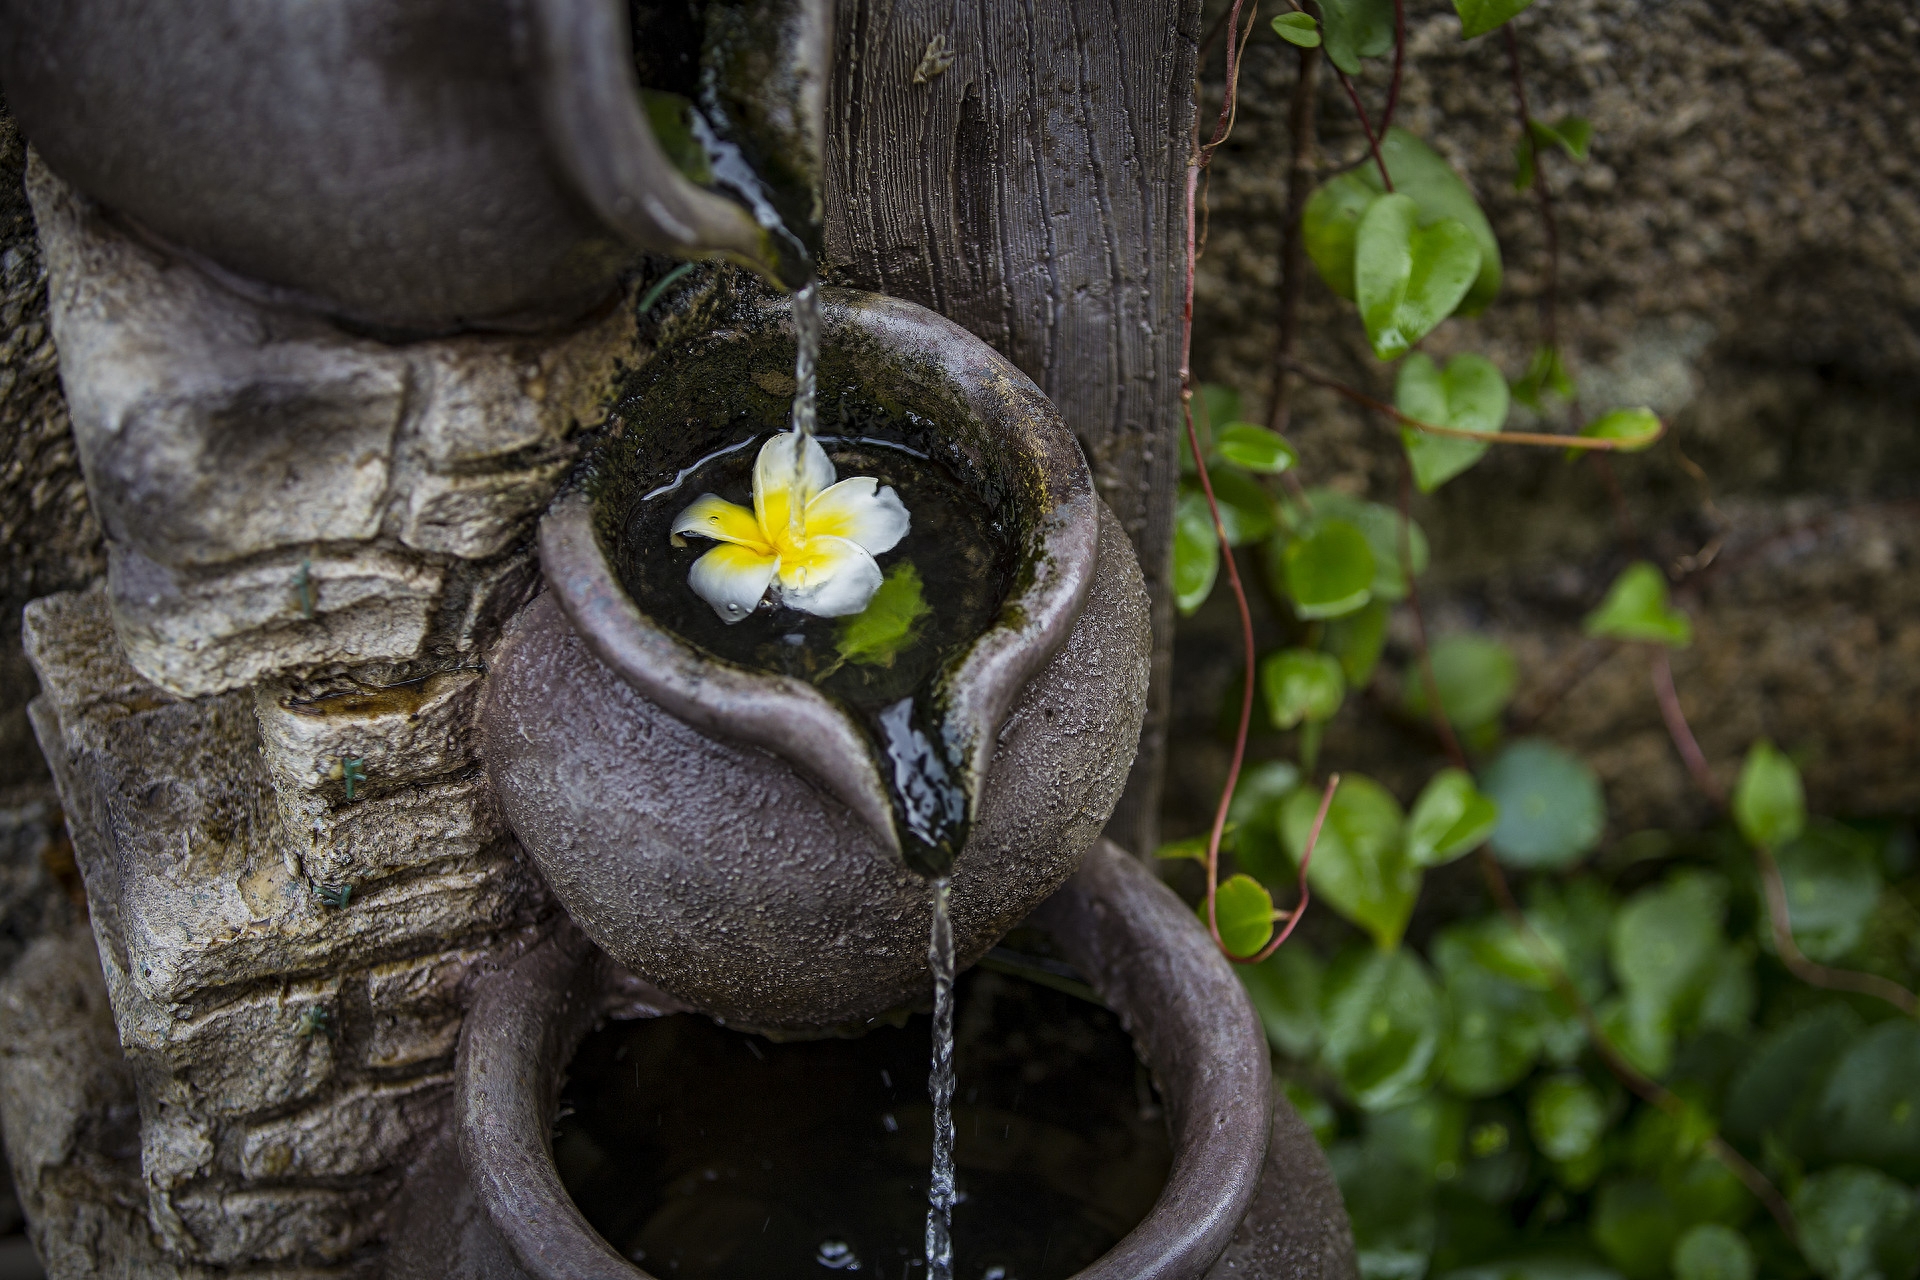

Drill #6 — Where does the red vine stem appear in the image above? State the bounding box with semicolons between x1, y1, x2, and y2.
1648;649;1919;1016
1381;0;1407;134
1235;774;1338;965
1335;69;1394;192
1282;359;1666;450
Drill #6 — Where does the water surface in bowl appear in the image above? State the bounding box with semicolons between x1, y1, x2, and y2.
554;968;1172;1280
617;430;1016;873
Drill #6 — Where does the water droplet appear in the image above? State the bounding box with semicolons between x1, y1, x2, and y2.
816;1240;861;1270
882;1112;899;1132
984;1269;1008;1280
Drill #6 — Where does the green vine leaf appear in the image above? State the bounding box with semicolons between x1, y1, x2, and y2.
1775;822;1883;962
1452;0;1537;40
1512;344;1574;408
1570;406;1662;456
1325;600;1391;687
1529;1074;1608;1164
1814;1021;1920;1182
1261;649;1347;731
1395;352;1510;491
1732;739;1805;850
1229;759;1303;885
1173;489;1220;615
1355;194;1482;360
1402;633;1518;731
1280;518;1376;620
1320;946;1445;1110
1320;0;1395;75
1281;774;1416;949
1238;946;1323;1058
1672;1224;1755;1280
1406;768;1500;867
1210;873;1278;958
1584;561;1692;647
1297;490;1428;602
1791;1166;1920;1280
1216;422;1300;474
1203;469;1279;545
1482;739;1604;869
1271;11;1322;48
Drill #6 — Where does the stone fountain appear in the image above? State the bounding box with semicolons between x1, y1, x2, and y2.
0;2;1356;1275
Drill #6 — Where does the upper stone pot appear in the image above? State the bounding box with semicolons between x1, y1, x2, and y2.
0;0;829;333
480;282;1153;1034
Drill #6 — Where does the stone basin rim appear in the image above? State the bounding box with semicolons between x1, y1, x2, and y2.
538;286;1100;858
452;839;1275;1280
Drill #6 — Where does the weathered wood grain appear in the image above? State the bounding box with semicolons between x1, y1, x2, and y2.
824;0;1201;857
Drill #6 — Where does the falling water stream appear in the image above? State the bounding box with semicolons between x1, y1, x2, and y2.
790;284;959;1280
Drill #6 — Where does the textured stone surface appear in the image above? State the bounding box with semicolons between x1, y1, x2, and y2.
1160;0;1920;839
21;583;554;1272
28;156;640;699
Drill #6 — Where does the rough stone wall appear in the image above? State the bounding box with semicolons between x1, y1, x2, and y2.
4;161;649;1273
1165;0;1920;837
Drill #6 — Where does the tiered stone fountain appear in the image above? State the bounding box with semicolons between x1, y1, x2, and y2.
0;2;1355;1276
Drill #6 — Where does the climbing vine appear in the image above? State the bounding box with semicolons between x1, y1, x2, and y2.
1169;4;1920;1279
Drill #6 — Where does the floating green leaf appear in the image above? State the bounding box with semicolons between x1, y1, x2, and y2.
1406;768;1500;866
1529;1074;1608;1163
1204;468;1279;545
1304;130;1503;315
1270;11;1322;48
1396;352;1510;491
1325;600;1390;688
1355;193;1482;360
1320;0;1395;74
1281;518;1376;620
1403;633;1519;732
1814;1020;1920;1182
1320;945;1445;1110
641;91;715;185
1672;1224;1753;1280
1731;738;1805;850
1210;873;1278;958
836;562;932;666
1173;488;1220;615
1282;774;1416;948
1573;407;1662;455
1239;945;1322;1058
1774;821;1883;961
1216;422;1300;474
1452;0;1537;39
1261;649;1347;731
1482;739;1604;869
1228;759;1302;885
1584;561;1692;647
1792;1166;1920;1280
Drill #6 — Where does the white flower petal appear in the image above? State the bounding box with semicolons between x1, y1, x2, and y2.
671;493;770;550
753;431;837;533
805;477;911;556
774;535;884;617
687;543;779;624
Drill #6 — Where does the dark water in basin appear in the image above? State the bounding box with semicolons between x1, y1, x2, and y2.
553;968;1173;1280
616;432;1016;874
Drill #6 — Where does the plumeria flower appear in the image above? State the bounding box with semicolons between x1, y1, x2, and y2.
672;432;910;623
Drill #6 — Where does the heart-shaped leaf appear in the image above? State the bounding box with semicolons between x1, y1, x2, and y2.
1281;774;1416;948
1355;195;1481;360
1279;518;1376;620
1732;739;1805;849
1305;130;1503;315
1452;0;1536;39
1402;633;1517;731
1261;649;1346;730
1395;352;1510;491
1238;946;1322;1058
1320;946;1444;1110
1325;600;1390;687
1406;768;1500;867
1209;873;1277;958
1173;489;1220;615
1216;422;1299;474
1774;822;1882;962
1203;468;1278;546
1584;561;1692;646
1482;739;1604;869
1320;0;1394;75
1297;490;1427;602
1228;759;1303;885
1270;11;1322;47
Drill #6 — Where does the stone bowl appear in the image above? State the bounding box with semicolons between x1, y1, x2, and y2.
481;284;1152;1034
386;842;1358;1280
0;0;826;331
